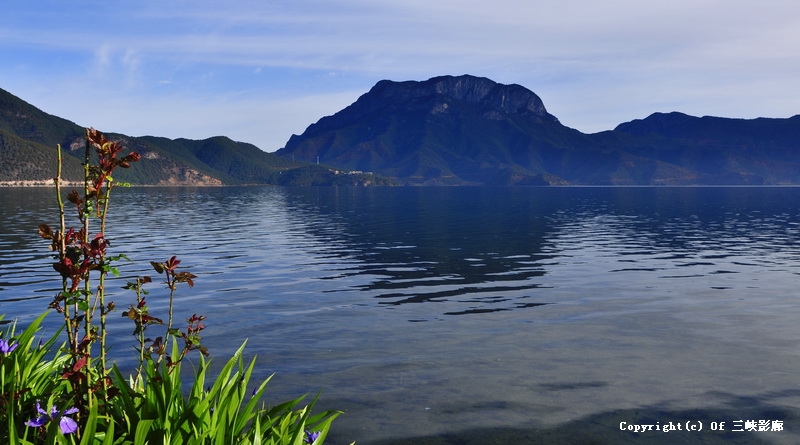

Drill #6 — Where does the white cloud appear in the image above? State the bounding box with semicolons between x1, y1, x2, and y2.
92;44;113;75
1;0;799;141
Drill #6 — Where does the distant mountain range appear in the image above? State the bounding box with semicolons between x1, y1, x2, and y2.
0;88;389;186
3;75;800;186
279;75;800;185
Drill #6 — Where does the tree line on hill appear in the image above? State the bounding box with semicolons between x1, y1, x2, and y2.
3;75;800;186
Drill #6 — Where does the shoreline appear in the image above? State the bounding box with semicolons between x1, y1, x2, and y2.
0;180;80;187
0;181;266;188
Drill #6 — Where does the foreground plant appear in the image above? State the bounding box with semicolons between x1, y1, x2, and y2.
0;128;347;444
24;401;79;435
0;313;73;443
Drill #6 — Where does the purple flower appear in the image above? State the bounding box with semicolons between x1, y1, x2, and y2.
24;401;79;434
304;429;321;444
0;338;18;354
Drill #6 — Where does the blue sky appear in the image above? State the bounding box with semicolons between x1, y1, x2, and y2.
2;1;799;152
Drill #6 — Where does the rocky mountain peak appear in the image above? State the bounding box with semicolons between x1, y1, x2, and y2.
366;75;556;119
293;75;558;141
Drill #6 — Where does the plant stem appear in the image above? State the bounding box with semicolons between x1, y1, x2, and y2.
55;144;75;350
168;280;175;334
82;131;93;396
97;181;114;396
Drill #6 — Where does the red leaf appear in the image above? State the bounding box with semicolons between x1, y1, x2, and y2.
166;256;180;270
73;356;87;371
38;224;54;239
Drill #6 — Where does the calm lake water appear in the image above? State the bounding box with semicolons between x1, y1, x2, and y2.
2;186;800;444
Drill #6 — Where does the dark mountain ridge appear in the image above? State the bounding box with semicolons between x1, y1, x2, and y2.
611;112;800;184
280;75;602;185
278;75;800;185
3;75;800;186
300;75;558;135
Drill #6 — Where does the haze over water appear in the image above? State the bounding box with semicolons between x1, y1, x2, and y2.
2;186;800;444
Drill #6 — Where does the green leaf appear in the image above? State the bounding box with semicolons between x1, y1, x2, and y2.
135;419;156;445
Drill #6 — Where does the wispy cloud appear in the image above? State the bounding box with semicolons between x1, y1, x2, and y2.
2;0;799;148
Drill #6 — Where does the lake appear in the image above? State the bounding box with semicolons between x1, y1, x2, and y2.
2;186;800;444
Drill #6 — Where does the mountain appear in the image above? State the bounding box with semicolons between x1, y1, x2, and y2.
278;75;800;185
278;75;596;185
4;77;800;186
611;112;800;184
0;128;85;184
0;87;386;186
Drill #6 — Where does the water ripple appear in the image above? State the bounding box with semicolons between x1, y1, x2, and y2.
7;187;800;444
